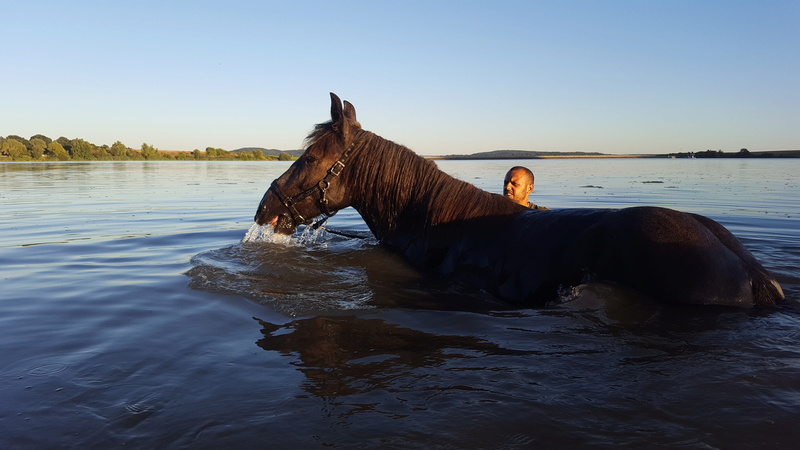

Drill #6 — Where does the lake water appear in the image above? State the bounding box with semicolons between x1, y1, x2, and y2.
1;159;799;448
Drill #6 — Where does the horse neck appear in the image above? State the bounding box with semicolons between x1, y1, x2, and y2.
344;132;519;241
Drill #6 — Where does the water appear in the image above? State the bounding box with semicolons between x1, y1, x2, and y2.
1;159;798;448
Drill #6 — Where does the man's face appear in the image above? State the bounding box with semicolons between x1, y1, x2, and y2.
504;169;533;206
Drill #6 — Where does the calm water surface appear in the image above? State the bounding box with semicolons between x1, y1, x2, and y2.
1;159;799;448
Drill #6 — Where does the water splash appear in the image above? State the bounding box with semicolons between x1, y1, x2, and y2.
242;222;331;248
242;222;295;245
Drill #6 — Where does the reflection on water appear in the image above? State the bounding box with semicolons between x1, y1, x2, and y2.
254;315;529;397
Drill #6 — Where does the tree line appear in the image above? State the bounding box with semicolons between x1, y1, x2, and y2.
666;148;799;158
0;134;296;162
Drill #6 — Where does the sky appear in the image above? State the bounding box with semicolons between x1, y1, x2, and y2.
2;0;798;155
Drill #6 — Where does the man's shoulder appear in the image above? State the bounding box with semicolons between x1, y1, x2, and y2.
528;202;549;210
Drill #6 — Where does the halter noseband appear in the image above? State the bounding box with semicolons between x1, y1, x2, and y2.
267;136;359;225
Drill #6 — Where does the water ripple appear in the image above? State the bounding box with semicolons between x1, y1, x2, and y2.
27;363;68;377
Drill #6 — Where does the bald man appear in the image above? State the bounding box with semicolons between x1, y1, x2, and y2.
503;166;549;210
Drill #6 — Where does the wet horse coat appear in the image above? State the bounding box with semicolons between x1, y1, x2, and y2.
255;93;784;308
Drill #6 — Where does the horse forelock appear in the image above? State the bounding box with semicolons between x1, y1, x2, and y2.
303;121;336;150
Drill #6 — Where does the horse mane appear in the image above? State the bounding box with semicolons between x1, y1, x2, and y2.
305;122;521;238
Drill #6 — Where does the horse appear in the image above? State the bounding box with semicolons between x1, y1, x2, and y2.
255;93;785;308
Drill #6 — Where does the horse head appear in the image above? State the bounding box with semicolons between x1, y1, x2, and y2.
255;93;362;233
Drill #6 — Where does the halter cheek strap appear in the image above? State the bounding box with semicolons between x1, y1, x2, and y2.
266;136;359;226
268;180;308;224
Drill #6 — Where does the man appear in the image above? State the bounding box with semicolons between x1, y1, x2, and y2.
503;166;549;210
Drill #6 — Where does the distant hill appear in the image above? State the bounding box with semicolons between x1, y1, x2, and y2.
439;150;609;159
231;147;305;157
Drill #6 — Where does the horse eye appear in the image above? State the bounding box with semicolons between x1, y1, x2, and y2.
304;155;317;164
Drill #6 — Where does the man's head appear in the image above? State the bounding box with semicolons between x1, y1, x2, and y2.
504;166;534;206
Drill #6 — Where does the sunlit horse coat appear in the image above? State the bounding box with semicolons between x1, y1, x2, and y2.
256;93;784;308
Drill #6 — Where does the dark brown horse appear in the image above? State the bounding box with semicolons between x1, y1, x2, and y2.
255;93;784;308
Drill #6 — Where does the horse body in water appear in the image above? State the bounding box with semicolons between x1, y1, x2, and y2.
255;93;784;308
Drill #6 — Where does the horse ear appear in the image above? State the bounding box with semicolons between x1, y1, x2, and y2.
343;101;361;129
330;93;343;127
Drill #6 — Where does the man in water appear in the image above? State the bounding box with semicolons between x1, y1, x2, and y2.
504;166;549;210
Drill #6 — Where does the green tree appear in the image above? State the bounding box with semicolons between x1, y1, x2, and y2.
47;141;70;160
1;138;28;160
56;136;72;152
94;145;111;160
205;147;227;158
70;138;94;160
30;138;47;159
110;141;128;159
278;151;293;161
30;134;52;145
141;142;158;160
7;135;32;153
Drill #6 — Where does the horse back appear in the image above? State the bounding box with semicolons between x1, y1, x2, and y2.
569;206;784;307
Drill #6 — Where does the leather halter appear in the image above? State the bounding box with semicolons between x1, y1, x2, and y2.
267;136;359;225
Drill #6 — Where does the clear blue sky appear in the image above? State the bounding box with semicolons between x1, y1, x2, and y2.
3;0;798;155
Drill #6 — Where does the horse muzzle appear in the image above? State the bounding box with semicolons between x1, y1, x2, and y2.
254;191;299;234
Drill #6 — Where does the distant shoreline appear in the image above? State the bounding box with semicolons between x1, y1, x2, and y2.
425;154;652;160
426;149;800;160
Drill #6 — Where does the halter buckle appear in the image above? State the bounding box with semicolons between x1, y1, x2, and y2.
330;160;345;177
